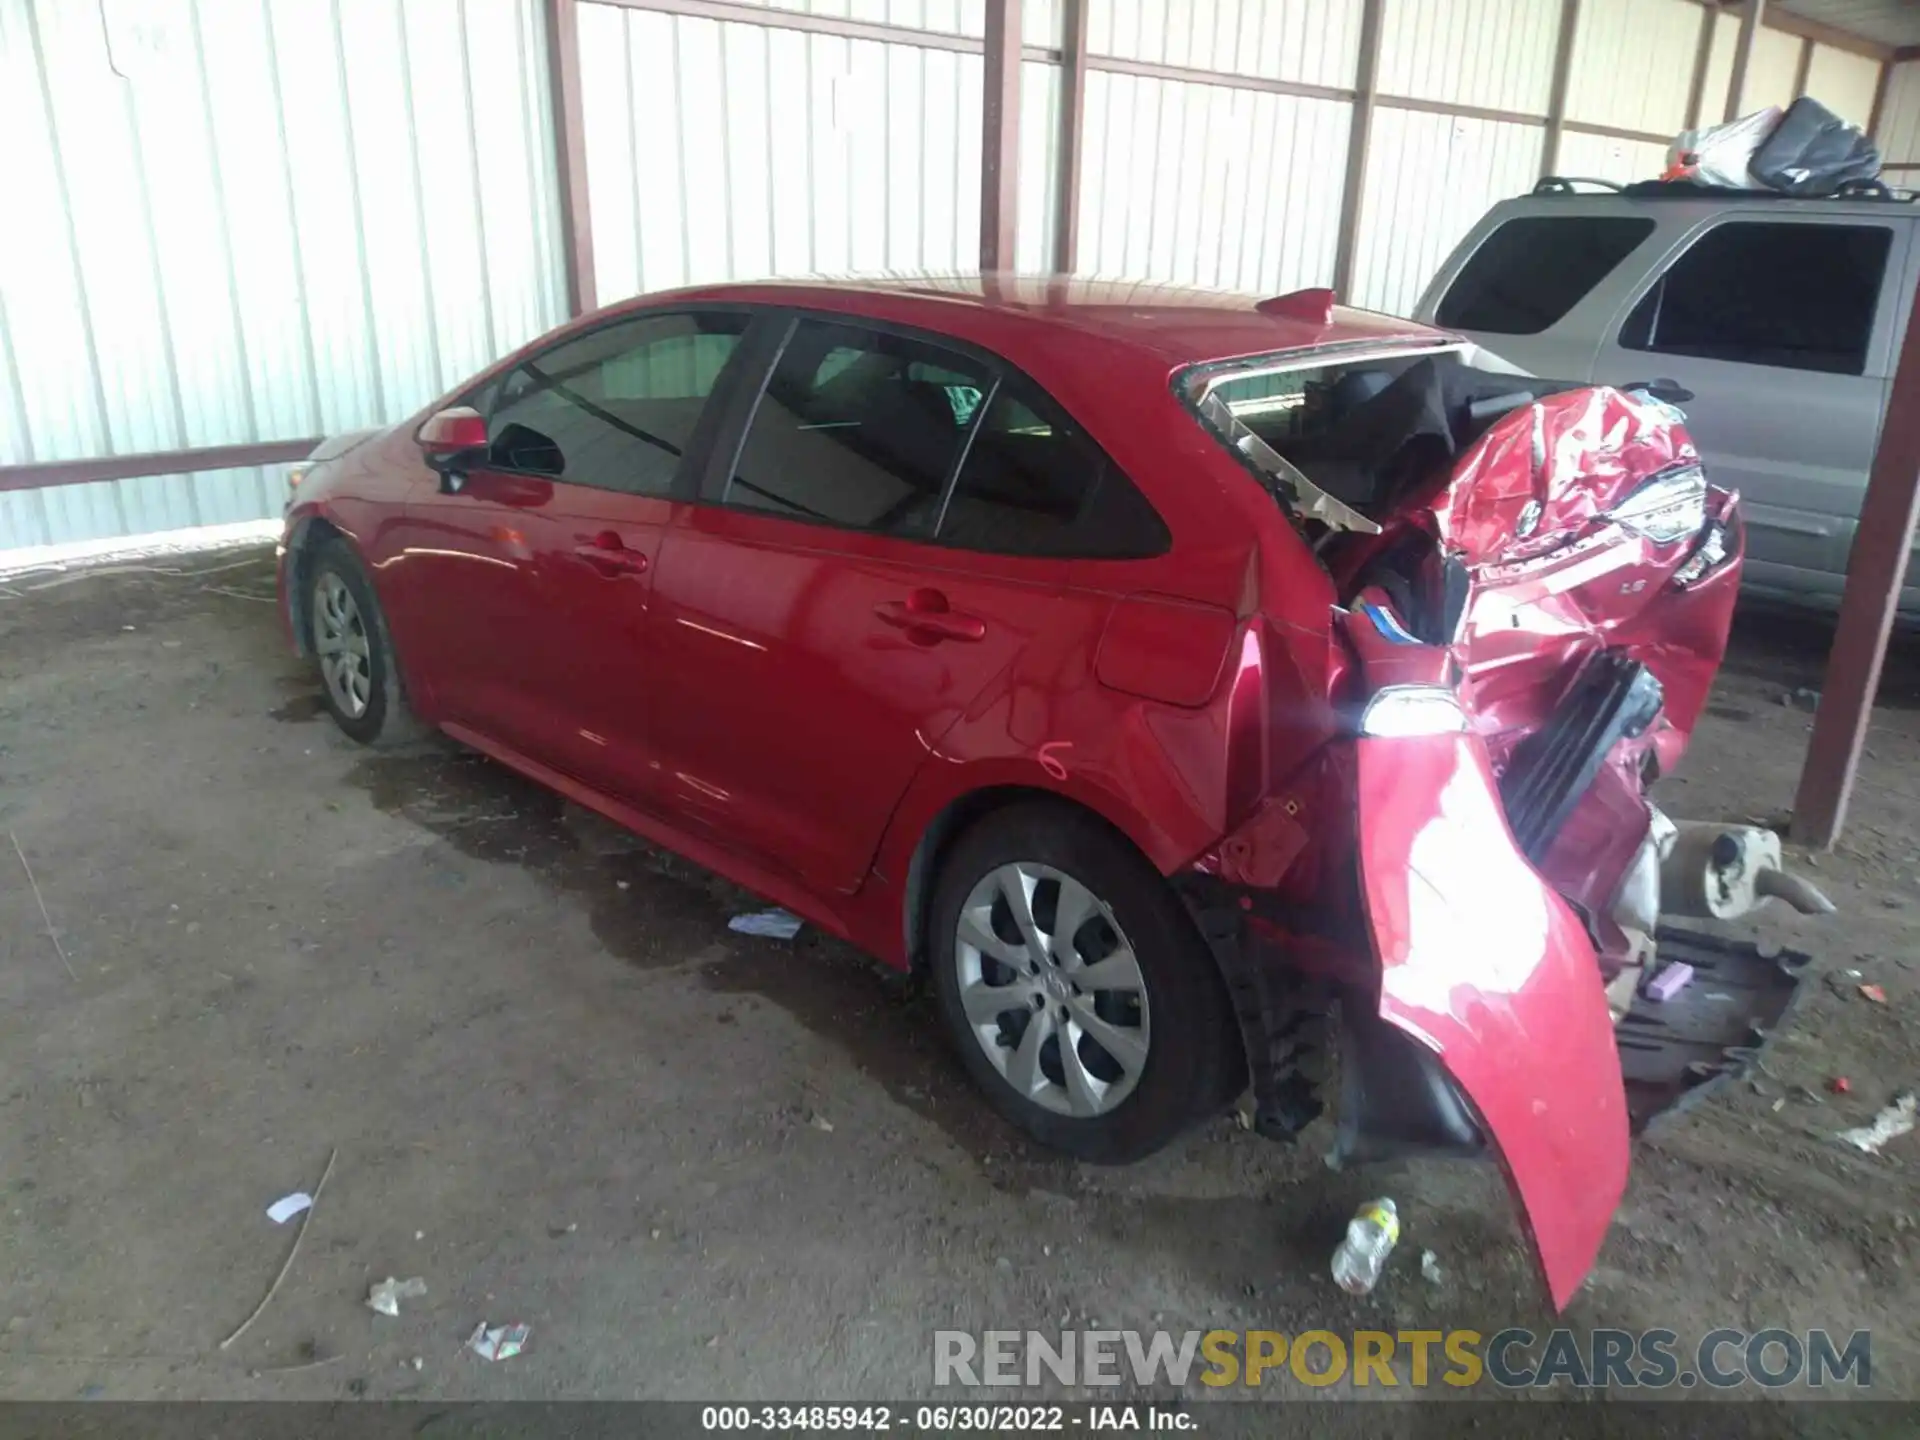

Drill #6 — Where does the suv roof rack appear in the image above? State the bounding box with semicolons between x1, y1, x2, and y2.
1531;174;1912;203
1531;177;1623;195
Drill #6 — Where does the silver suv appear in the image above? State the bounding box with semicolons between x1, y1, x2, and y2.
1414;180;1918;610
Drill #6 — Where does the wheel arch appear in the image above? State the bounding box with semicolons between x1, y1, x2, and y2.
893;773;1201;977
282;511;350;659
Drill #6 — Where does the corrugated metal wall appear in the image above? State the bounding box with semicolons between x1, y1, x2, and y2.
1878;61;1920;163
1075;71;1349;292
1084;0;1363;87
7;0;1904;558
0;0;565;552
578;5;984;297
1351;108;1543;314
1807;43;1882;128
1564;0;1700;138
1376;0;1559;115
1556;131;1670;185
724;0;1062;45
1743;24;1805;112
1701;9;1743;123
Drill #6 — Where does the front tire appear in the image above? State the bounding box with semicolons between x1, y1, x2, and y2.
929;803;1241;1163
307;539;426;748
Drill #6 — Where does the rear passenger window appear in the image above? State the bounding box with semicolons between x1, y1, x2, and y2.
1619;221;1891;375
724;321;988;535
485;312;747;492
1436;216;1655;335
938;378;1168;558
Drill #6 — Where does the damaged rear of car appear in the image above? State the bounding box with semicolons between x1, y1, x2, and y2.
1173;332;1825;1309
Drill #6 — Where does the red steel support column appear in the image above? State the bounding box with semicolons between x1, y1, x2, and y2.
1330;0;1384;299
1724;0;1765;121
1541;0;1582;178
1792;282;1920;846
545;0;597;315
1051;0;1088;275
980;0;1021;273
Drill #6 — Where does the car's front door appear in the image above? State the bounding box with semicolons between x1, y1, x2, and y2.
1591;215;1913;601
400;309;751;803
647;316;1170;894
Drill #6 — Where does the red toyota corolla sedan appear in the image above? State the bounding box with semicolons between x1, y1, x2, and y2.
281;275;1803;1307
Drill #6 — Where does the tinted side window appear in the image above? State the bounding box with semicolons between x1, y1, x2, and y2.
485;312;747;491
938;377;1168;558
1619;221;1891;375
1436;216;1655;335
724;321;988;534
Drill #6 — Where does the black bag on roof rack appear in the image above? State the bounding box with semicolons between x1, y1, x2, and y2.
1748;96;1880;197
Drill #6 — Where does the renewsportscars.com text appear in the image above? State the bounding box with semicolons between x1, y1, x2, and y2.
933;1327;1871;1390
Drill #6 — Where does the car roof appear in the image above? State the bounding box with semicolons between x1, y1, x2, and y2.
1495;186;1919;222
608;273;1451;371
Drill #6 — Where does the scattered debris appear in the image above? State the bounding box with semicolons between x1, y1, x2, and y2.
10;831;76;982
1420;1250;1443;1286
1330;1198;1399;1296
1644;962;1694;1003
220;1146;338;1352
252;1353;343;1376
1781;686;1821;711
1838;1092;1918;1155
266;1193;313;1225
1772;1097;1787;1113
466;1322;529;1362
729;907;804;940
1829;1076;1853;1095
365;1277;428;1318
410;1356;424;1372
809;1113;835;1133
1791;1084;1824;1104
1861;983;1889;1004
547;1223;578;1238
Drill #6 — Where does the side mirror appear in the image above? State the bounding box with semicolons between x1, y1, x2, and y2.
418;407;487;492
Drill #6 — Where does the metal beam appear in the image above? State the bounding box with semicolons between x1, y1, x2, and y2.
1331;0;1384;300
979;0;1021;272
1541;0;1582;177
1685;0;1718;129
1792;279;1920;846
1051;0;1088;274
544;0;596;316
1724;0;1764;122
0;440;324;494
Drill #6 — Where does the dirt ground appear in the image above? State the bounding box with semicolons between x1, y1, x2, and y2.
4;544;1920;1414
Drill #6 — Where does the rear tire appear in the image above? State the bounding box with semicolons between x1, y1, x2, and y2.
307;538;427;749
929;803;1242;1163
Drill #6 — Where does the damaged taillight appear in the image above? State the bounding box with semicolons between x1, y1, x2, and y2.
1607;463;1707;545
1671;521;1729;588
1358;685;1468;738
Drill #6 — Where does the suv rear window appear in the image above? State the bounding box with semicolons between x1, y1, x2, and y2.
1436;216;1655;335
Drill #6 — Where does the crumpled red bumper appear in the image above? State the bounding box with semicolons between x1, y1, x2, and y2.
1355;728;1630;1310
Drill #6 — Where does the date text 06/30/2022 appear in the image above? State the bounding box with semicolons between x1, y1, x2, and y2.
702;1406;1193;1431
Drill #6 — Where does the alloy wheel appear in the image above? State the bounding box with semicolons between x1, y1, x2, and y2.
313;571;373;719
952;861;1151;1118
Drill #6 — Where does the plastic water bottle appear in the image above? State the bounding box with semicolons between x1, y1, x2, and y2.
1330;1198;1399;1295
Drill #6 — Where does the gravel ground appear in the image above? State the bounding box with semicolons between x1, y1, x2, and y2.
3;546;1920;1417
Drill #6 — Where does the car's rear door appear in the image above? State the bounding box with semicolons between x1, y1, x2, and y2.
398;309;752;802
1590;214;1913;602
646;314;1170;895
